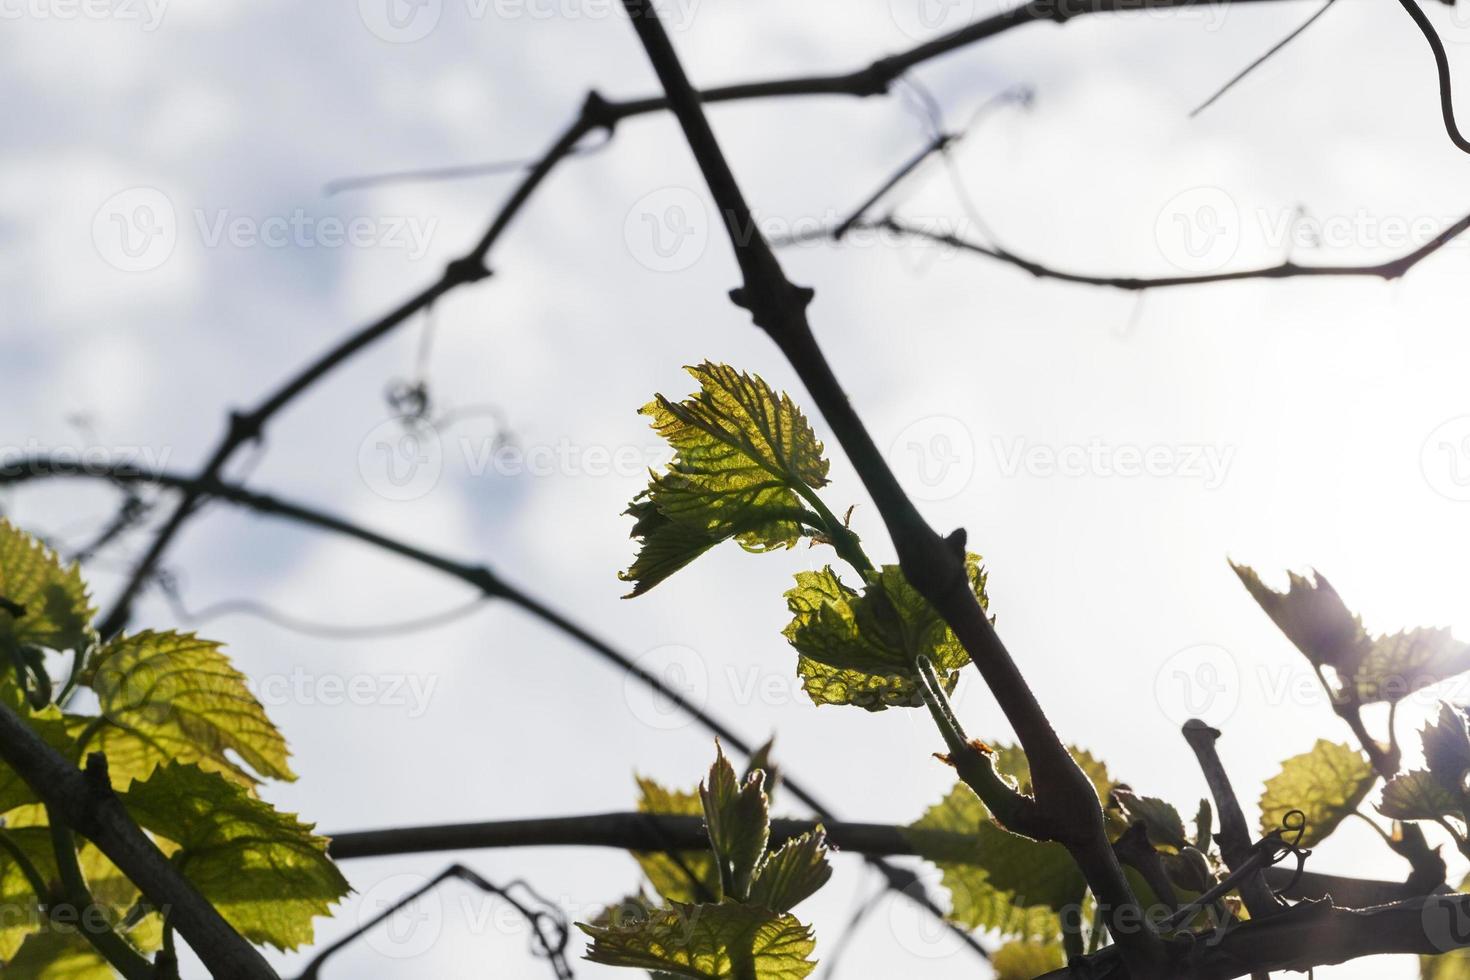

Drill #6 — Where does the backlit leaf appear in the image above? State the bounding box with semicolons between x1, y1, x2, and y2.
701;746;769;902
620;364;829;597
783;556;987;711
83;630;293;787
1381;770;1465;823
581;901;815;980
119;762;348;951
0;521;93;655
992;940;1066;979
1232;563;1470;704
1259;741;1376;847
748;831;831;914
633;778;721;905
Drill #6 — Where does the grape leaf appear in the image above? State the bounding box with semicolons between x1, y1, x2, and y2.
1232;563;1470;704
581;901;815;980
1424;950;1470;980
0;521;93;655
701;746;770;902
5;929;114;980
633;778;722;905
748;831;831;915
783;556;988;711
620;363;829;597
1381;770;1464;823
119;762;348;951
906;782;1064;941
83;630;293;787
1113;789;1189;852
1259;741;1376;847
992;940;1066;979
1423;703;1470;795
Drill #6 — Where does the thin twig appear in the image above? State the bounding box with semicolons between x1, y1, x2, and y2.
1189;0;1340;118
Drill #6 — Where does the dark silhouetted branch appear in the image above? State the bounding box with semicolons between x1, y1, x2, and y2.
1398;0;1470;153
0;456;981;960
324;809;1429;909
614;0;1162;971
0;705;277;980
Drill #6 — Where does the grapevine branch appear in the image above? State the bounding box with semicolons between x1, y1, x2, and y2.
323;810;1432;910
0;706;277;980
792;212;1470;290
91;0;1297;640
613;0;1161;971
0;456;981;958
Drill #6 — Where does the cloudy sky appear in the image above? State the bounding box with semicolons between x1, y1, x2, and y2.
6;0;1470;976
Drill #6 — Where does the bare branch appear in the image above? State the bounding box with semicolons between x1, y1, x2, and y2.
1398;0;1470;154
323;809;1432;909
613;0;1162;970
0;706;277;979
0;456;982;960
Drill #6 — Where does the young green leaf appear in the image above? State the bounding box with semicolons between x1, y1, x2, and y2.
747;830;831;914
701;745;770;902
581;901;815;980
1380;770;1465;823
1259;740;1376;847
1232;563;1470;704
620;363;830;597
118;762;348;951
0;521;94;656
1424;703;1470;795
632;777;722;905
1112;789;1190;852
82;630;294;787
783;557;987;711
992;940;1066;979
906;782;1064;941
5;928;115;980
